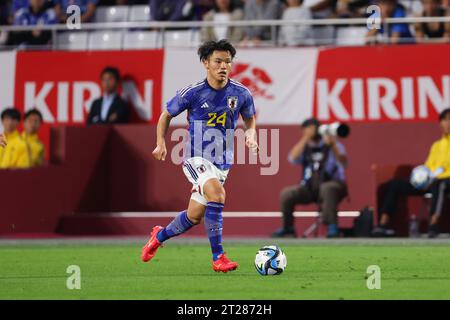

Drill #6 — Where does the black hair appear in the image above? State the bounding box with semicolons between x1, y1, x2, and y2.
301;118;320;128
101;66;121;82
213;0;235;12
281;0;304;5
377;0;398;4
1;107;21;121
439;108;450;121
24;108;43;122
197;39;236;62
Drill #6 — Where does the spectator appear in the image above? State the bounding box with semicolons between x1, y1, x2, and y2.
193;0;215;20
242;0;282;43
0;108;31;169
7;0;54;25
373;108;450;238
7;0;56;47
7;0;31;24
87;67;129;125
301;0;336;45
271;118;348;238
335;0;370;18
54;0;97;23
414;0;450;43
279;0;313;46
149;0;195;21
303;0;335;18
366;0;414;44
200;0;244;43
22;109;45;167
11;0;31;14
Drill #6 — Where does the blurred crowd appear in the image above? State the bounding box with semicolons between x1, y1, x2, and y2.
0;0;448;47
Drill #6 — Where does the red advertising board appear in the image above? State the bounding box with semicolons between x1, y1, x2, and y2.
313;44;450;122
14;50;164;158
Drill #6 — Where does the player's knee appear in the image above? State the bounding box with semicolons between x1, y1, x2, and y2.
207;186;226;204
188;215;202;225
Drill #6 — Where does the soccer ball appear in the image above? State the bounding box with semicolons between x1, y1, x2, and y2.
254;245;287;276
410;165;432;190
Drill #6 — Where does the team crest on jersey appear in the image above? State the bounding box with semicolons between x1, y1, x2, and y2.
227;96;238;110
197;165;207;174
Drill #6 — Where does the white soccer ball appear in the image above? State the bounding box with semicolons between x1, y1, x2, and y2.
254;245;287;276
410;165;432;190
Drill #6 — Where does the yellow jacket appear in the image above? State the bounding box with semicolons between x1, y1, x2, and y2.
425;134;450;179
22;132;44;167
0;130;31;169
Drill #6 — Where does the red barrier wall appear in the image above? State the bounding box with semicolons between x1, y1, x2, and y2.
0;122;442;235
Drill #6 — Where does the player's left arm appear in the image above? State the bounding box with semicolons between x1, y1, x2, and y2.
243;116;258;154
240;90;258;154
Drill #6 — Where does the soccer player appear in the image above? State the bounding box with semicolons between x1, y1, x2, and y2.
141;40;258;273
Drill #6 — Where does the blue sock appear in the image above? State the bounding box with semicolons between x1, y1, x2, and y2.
156;210;194;243
204;202;224;261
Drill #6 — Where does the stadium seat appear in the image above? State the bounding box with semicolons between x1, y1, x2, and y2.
95;6;129;23
163;30;198;47
88;31;123;50
123;31;161;49
335;27;367;46
128;5;151;22
56;32;89;50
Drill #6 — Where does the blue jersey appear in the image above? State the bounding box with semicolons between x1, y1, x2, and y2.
14;6;57;25
166;78;256;171
56;0;98;15
11;0;29;15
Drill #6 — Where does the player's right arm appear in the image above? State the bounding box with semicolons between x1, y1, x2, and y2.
152;110;172;161
153;86;191;161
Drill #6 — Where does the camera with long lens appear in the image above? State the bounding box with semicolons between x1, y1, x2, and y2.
318;122;350;138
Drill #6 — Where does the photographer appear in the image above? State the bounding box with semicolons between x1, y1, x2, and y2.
271;118;348;238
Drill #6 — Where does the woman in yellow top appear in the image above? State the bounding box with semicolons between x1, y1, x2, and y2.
373;108;450;238
22;109;45;167
0;108;31;169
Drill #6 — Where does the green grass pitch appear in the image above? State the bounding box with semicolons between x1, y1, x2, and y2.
1;240;450;300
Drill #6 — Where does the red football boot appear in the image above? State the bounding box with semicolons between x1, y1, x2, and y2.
141;226;164;262
212;253;238;273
